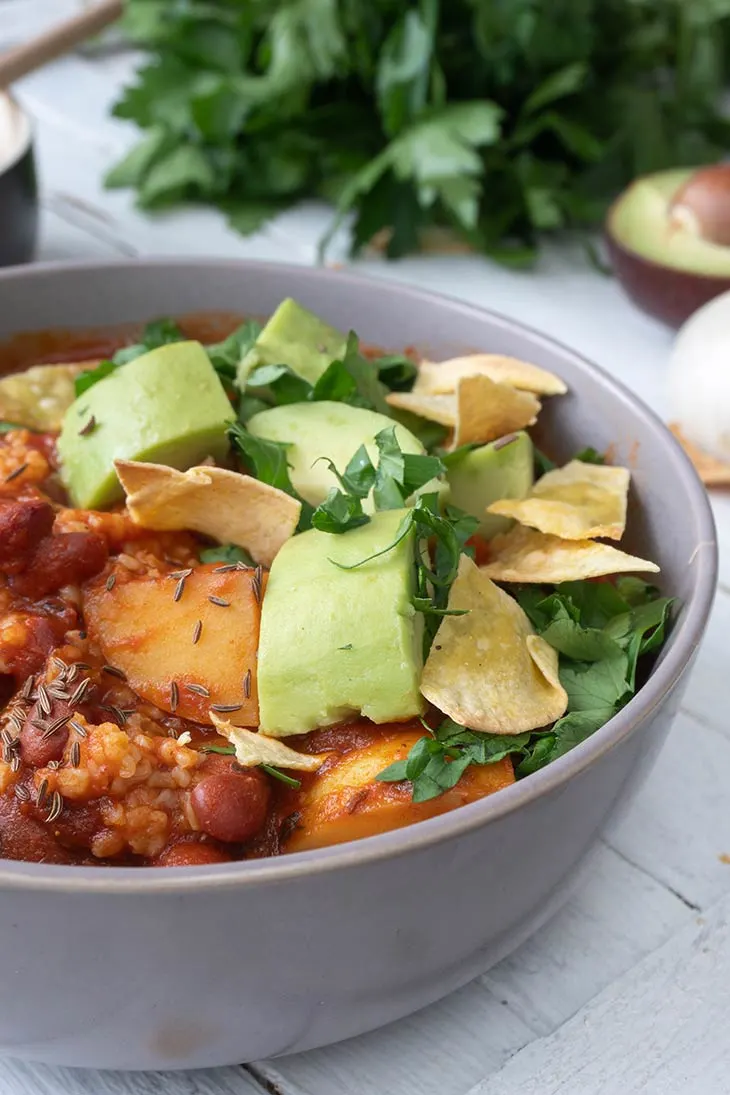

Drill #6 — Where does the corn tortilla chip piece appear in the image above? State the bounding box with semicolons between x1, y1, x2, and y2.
669;422;730;487
0;361;91;431
452;375;540;449
480;524;660;583
211;713;324;771
115;460;301;568
488;459;629;540
421;556;567;734
415;354;567;397
387;375;540;448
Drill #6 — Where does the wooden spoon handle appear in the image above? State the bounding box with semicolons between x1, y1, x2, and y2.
0;0;124;90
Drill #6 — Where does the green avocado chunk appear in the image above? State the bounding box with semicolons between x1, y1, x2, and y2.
445;431;534;538
247;401;427;508
238;298;347;388
58;341;234;509
257;508;424;736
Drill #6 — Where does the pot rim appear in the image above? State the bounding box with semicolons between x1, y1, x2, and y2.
0;258;717;893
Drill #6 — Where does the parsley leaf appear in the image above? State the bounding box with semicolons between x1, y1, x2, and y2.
574;446;605;464
0;421;32;434
228;421;314;530
74;360;118;397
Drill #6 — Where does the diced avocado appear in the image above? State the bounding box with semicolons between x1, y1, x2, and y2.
238;298;347;387
58;341;234;509
247;401;427;509
258;508;424;736
445;431;534;538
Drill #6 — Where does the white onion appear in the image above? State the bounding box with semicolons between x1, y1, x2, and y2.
668;289;730;461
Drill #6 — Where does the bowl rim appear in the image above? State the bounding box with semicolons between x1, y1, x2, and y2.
0;258;717;893
0;90;33;178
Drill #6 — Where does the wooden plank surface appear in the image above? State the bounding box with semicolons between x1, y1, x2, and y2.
1;6;730;1092
468;892;730;1095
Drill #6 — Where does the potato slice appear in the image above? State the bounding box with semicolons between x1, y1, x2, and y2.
283;726;515;853
83;563;265;726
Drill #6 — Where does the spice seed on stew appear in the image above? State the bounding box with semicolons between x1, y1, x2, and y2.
51;657;67;672
4;463;28;483
170;681;179;713
173;576;187;602
102;664;127;681
74;662;91;672
45;791;63;824
213;564;238;573
36;779;49;810
192;619;202;645
210;703;243;713
14;784;29;803
1;728;14;748
46;760;61;771
70;678;93;705
70;741;81;767
36;685;51;717
207;596;230;607
10;754;20;773
20;676;35;702
105;573;117;591
69;720;87;738
187;683;210;697
78;416;97;437
243;669;251;699
41;713;71;740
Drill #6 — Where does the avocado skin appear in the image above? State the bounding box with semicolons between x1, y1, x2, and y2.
445;432;533;538
58;341;234;509
238;298;347;387
606;169;730;327
248;401;425;508
257;509;425;737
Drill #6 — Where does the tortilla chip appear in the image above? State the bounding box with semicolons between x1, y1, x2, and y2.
487;460;629;540
211;713;324;771
415;354;567;397
669;422;730;487
421;555;567;734
480;524;660;583
0;361;91;431
387;375;540;449
115;460;301;567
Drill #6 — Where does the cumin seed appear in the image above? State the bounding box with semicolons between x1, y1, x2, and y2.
192;619;202;645
243;669;251;699
10;754;20;773
70;741;81;767
45;790;63;824
69;720;87;738
102;664;127;681
41;714;70;740
78;416;96;437
20;676;35;702
14;784;30;803
187;683;210;698
4;463;28;483
173;575;187;602
105;574;117;591
51;657;67;672
36;778;49;810
36;685;51;717
207;595;230;607
210;703;243;713
70;678;93;705
170;681;179;713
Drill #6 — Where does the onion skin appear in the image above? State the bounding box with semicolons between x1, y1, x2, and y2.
669;164;730;248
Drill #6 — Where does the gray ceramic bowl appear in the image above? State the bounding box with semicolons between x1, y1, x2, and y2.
0;260;717;1070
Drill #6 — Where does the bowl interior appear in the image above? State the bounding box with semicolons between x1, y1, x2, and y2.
0;259;717;881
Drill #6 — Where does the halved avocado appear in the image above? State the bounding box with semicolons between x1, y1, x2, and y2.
606;166;730;328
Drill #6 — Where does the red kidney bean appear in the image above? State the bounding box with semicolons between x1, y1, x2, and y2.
20;698;71;767
0;500;55;571
0;794;72;864
191;767;271;844
156;840;232;867
10;531;107;598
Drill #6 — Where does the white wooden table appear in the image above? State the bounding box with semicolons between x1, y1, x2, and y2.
3;4;730;1093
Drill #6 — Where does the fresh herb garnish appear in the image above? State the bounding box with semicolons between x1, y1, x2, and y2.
0;421;32;434
206;320;262;394
310;426;444;535
228;421;314;530
199;544;256;567
198;743;301;787
381;577;673;800
574;446;605;464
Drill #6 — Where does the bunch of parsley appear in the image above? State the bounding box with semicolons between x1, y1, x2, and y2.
107;0;730;263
